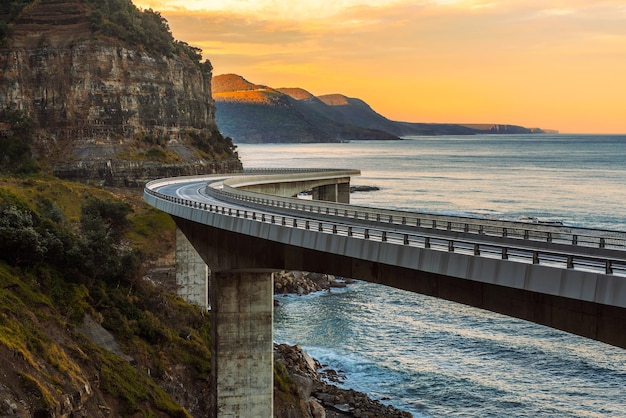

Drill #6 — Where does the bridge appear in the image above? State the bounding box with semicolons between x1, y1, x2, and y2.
144;168;626;417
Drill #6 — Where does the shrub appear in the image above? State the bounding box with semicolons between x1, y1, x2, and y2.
0;205;46;265
86;0;203;61
145;147;167;161
0;109;39;175
186;129;238;159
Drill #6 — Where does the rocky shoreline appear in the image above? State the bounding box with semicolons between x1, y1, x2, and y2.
274;270;354;297
273;271;413;418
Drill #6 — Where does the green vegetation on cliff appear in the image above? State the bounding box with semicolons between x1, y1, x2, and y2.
0;175;211;415
86;0;204;62
0;173;303;415
0;109;40;175
1;0;241;182
1;0;204;63
0;0;29;45
117;128;238;165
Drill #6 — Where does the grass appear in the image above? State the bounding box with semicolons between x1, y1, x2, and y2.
0;174;204;415
127;208;176;257
18;372;56;409
0;263;90;404
117;147;183;163
0;172;299;415
95;344;190;417
0;175;114;223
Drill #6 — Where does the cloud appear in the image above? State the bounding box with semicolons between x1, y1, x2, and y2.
157;11;311;46
158;0;626;85
535;8;574;17
134;0;626;132
135;0;419;20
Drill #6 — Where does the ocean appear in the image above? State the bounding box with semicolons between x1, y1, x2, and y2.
237;134;626;417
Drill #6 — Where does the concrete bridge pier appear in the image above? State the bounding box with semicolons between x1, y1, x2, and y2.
175;225;274;416
175;227;209;310
312;182;350;203
210;270;274;417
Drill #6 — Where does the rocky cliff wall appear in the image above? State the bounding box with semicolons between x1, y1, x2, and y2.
0;0;241;185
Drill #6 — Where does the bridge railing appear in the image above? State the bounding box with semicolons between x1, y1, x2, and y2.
222;168;359;191
206;179;626;251
142;169;344;190
144;184;626;277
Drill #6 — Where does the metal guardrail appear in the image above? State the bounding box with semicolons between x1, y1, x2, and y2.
144;173;626;277
210;179;626;251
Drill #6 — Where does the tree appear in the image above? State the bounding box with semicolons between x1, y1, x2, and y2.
0;0;34;46
0;109;39;174
0;205;46;265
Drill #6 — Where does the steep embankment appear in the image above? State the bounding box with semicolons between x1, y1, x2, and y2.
0;0;241;186
213;74;400;143
0;175;212;416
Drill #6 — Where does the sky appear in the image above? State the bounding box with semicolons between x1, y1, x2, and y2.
133;0;626;134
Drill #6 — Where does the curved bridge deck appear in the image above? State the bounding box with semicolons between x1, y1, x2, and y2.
145;169;626;416
145;169;626;345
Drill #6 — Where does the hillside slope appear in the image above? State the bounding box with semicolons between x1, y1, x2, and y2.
314;94;416;136
213;74;399;143
0;175;205;416
0;174;325;417
214;74;553;141
1;172;410;417
317;94;550;136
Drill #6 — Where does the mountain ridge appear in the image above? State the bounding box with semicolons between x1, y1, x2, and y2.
213;74;555;142
213;74;399;143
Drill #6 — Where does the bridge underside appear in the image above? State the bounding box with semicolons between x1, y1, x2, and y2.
176;217;626;349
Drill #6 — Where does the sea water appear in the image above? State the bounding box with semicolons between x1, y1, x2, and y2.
237;135;626;417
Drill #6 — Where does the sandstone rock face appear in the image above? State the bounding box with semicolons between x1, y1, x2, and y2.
0;0;242;186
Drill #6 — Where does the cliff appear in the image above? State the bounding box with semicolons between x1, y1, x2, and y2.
0;0;241;186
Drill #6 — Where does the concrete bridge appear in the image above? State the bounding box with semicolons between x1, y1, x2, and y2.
144;168;626;417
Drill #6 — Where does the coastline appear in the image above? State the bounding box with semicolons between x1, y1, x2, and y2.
245;137;626;417
273;271;413;418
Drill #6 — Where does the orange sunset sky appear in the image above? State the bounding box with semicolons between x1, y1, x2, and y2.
133;1;626;134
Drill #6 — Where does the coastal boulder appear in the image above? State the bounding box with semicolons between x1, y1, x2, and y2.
274;271;350;295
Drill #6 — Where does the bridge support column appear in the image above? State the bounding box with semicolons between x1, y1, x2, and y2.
337;182;350;203
312;182;350;203
210;271;274;417
175;226;209;310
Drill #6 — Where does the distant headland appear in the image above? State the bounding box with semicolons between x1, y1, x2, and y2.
212;73;557;143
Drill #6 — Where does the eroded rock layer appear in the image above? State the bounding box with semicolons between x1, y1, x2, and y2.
0;0;242;185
